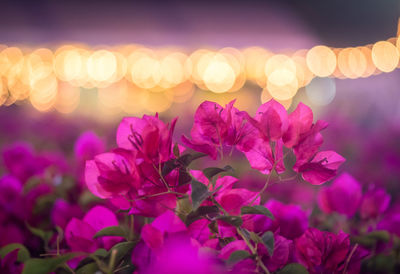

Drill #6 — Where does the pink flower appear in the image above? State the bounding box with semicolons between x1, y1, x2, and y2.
85;149;140;199
260;234;292;272
138;237;222;274
182;100;256;159
295;228;350;273
132;212;223;273
139;210;187;254
294;150;345;185
0;223;25;247
2;142;39;183
242;138;285;174
1;249;23;273
265;199;309;240
116;114;177;164
189;172;258;215
292;120;328;166
318;173;362;217
360;187;391;219
65;206;122;253
245;99;289;141
74;131;105;164
283;102;314;148
51;199;83;230
0;175;25;220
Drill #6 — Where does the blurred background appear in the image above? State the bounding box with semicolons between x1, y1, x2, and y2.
1;0;400;186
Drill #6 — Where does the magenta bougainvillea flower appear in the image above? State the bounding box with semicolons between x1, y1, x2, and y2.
318;172;362;217
140;237;223;274
51;199;83;230
294;150;346;185
295;228;350;273
0;175;25;221
182;99;344;183
65;206;122;253
116;114;177;163
74;131;105;164
377;204;400;237
0;249;23;273
246;99;289;141
360;186;391;219
190;171;259;214
3;98;400;273
2;142;42;183
263;199;309;240
260;234;292;272
85;149;140;199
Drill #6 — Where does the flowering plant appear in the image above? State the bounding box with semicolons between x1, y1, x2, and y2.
0;99;398;274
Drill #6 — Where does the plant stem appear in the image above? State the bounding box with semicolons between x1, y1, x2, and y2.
249;168;274;206
236;228;270;274
343;243;358;274
108;249;117;274
152;163;170;191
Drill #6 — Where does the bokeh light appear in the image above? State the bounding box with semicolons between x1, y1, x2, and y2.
306;45;336;77
305;77;336;106
371;41;399;73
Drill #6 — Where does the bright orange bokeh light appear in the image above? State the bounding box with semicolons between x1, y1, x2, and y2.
372;41;399;73
306;45;336;77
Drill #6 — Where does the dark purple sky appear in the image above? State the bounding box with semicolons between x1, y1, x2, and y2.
0;0;398;49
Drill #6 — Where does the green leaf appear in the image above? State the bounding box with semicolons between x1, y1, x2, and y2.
202;165;233;181
76;262;98;274
94;226;128;239
217;216;243;227
365;230;390;242
0;243;30;262
22;253;77;274
351;230;391;247
186;206;220;225
178;168;192;186
191;179;210;210
94;248;108;257
219;237;236;247
261;231;274;257
362;254;396;274
33;194;56;215
227;250;251;267
105;241;136;266
278;263;309;274
161;159;178;177
75;248;109;271
240;205;274;220
177;152;207;167
208;221;219;234
26;223;53;244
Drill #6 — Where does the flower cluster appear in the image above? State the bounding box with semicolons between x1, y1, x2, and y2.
0;99;399;274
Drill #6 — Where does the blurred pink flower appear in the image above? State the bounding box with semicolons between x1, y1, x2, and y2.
318;172;362;217
265;199;309;240
74;131;105;163
65;206;122;253
260;234;292;272
360;186;391;219
51;199;83;230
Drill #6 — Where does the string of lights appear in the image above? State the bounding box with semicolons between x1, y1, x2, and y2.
1;19;399;114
